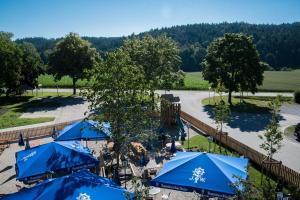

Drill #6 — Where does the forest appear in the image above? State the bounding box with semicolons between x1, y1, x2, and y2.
15;22;300;72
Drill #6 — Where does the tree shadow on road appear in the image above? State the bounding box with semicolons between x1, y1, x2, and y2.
15;96;85;113
203;105;285;132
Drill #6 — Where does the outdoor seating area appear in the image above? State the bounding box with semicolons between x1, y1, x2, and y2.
2;99;293;200
0;120;134;199
0;113;253;200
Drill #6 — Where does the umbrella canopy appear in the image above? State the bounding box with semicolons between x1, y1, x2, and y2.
15;141;98;182
55;120;111;141
2;170;134;200
151;152;248;198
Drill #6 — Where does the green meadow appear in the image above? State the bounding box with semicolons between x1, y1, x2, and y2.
38;70;300;92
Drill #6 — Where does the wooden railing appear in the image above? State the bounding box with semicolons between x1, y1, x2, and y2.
0;119;83;144
180;110;300;188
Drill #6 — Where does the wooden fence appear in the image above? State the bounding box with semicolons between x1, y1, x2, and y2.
180;110;300;188
0;119;83;145
1;111;300;188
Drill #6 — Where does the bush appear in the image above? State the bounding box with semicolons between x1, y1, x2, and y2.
295;91;300;104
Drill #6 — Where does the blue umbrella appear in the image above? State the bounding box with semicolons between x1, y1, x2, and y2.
151;152;248;198
55;120;111;141
15;141;99;182
2;170;134;200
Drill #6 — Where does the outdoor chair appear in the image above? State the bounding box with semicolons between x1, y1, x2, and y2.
149;168;157;175
15;184;22;191
145;197;154;200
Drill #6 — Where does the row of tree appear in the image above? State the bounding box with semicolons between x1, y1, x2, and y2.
0;32;45;96
15;22;300;71
1;30;266;105
47;33;185;95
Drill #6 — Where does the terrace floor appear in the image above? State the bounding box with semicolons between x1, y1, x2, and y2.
0;137;106;195
0;128;200;199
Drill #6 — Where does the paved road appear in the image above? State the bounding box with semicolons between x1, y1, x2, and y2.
165;90;300;173
0;95;89;132
1;89;300;173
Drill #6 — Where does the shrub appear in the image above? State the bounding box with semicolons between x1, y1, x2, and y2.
294;91;300;104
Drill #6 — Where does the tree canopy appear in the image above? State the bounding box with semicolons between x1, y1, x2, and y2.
0;32;44;96
83;48;154;168
18;42;45;88
122;35;184;107
202;33;266;104
0;32;23;95
16;22;300;71
48;32;99;94
259;96;283;159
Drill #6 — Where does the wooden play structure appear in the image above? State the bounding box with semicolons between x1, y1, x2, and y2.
160;94;181;127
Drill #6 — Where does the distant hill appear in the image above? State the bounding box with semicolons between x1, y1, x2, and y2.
15;22;300;72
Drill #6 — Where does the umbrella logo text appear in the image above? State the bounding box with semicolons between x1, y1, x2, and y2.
22;151;36;162
76;193;91;200
189;167;206;183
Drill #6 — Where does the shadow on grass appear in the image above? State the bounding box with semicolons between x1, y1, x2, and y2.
0;96;32;107
203;102;285;132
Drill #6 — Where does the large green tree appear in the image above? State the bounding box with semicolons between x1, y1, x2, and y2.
122;35;184;106
0;32;23;96
83;48;154;168
202;33;266;105
48;32;98;94
19;42;45;89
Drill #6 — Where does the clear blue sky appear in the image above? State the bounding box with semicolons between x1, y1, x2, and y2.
1;0;300;39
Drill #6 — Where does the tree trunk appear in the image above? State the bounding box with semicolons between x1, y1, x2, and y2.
116;150;120;169
151;90;155;111
72;77;77;95
5;88;11;97
228;88;232;105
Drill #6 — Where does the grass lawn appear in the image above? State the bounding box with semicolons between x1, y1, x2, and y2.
183;70;300;92
258;70;300;92
0;92;74;129
24;91;74;98
38;70;300;92
284;125;296;137
182;72;209;90
38;74;90;88
201;95;293;113
180;134;276;188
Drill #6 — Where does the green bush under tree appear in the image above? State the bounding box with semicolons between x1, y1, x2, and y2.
294;90;300;104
